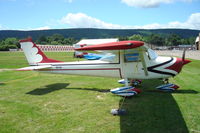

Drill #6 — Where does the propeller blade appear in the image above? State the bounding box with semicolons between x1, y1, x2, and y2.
182;48;186;62
182;48;191;65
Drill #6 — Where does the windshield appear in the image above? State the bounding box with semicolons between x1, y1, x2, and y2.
148;49;158;60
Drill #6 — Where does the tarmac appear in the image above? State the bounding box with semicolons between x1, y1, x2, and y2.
156;50;200;60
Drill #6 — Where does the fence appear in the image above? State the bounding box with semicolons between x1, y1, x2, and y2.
19;45;74;52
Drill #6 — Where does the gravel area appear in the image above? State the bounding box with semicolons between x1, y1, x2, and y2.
155;50;200;60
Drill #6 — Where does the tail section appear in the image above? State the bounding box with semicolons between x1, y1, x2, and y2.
20;38;63;65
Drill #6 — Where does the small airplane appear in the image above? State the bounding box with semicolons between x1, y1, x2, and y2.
83;53;104;60
17;38;191;97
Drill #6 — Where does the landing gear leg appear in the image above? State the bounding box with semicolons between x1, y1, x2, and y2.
163;78;169;84
130;79;142;86
124;78;129;87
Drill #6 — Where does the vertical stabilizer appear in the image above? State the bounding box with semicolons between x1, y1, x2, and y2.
20;38;62;65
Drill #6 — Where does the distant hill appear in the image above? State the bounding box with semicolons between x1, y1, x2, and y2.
0;28;199;40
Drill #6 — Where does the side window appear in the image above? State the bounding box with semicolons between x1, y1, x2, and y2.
124;50;140;62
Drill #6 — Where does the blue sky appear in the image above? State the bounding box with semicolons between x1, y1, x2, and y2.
0;0;200;30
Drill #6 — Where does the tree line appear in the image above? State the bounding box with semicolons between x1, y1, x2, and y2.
119;34;195;46
0;34;78;51
0;33;195;51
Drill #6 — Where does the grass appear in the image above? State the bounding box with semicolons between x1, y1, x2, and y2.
0;51;82;69
0;52;199;133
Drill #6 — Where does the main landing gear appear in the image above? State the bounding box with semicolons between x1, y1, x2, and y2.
110;79;142;97
110;79;142;116
156;78;179;91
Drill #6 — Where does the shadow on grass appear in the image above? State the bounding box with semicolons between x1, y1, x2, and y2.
0;83;5;85
25;80;195;132
146;90;198;94
120;79;190;133
66;87;110;93
26;83;70;95
26;83;110;95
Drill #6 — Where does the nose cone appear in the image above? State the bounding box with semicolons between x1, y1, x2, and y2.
183;59;191;65
166;58;191;73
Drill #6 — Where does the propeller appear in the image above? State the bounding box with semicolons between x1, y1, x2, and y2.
181;48;191;65
182;48;186;62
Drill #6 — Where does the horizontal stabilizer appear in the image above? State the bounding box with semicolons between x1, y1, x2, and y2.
16;65;52;71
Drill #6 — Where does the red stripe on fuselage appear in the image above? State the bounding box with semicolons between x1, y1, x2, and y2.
36;68;123;78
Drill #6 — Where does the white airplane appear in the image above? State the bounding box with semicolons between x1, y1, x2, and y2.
17;38;191;96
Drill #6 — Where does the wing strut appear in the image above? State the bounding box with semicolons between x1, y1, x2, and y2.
139;48;148;76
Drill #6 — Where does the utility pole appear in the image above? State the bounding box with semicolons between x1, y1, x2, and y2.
199;33;200;50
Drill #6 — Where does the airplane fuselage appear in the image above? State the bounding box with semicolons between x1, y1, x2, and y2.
35;51;181;80
18;39;190;81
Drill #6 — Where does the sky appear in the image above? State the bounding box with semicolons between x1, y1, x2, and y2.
0;0;200;30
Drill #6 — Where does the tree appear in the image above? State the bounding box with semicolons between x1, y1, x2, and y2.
4;38;18;46
62;38;78;45
148;34;165;46
166;34;181;46
51;41;60;45
117;36;128;41
49;34;64;42
0;38;19;51
128;34;143;41
37;35;48;44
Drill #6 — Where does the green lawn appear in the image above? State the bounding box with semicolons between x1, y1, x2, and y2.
0;52;80;69
0;52;199;133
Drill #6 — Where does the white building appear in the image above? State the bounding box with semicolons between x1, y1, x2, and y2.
73;38;119;57
195;34;200;50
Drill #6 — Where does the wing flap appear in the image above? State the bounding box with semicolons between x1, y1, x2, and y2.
16;65;52;71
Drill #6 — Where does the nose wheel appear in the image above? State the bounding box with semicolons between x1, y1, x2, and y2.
157;78;179;91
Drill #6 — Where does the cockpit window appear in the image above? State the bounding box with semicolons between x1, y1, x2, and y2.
148;49;158;60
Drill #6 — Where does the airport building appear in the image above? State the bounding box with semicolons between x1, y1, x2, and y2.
195;33;200;50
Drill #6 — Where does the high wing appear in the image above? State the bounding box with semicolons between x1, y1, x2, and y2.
76;40;148;76
75;41;144;51
16;65;52;71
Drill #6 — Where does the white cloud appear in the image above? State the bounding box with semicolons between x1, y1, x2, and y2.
31;26;50;30
143;13;200;29
60;12;200;30
60;13;124;29
2;13;200;30
0;24;9;30
0;25;2;30
17;26;50;31
0;25;50;31
121;0;193;8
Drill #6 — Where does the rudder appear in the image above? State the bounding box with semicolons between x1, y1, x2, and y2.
20;38;62;65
